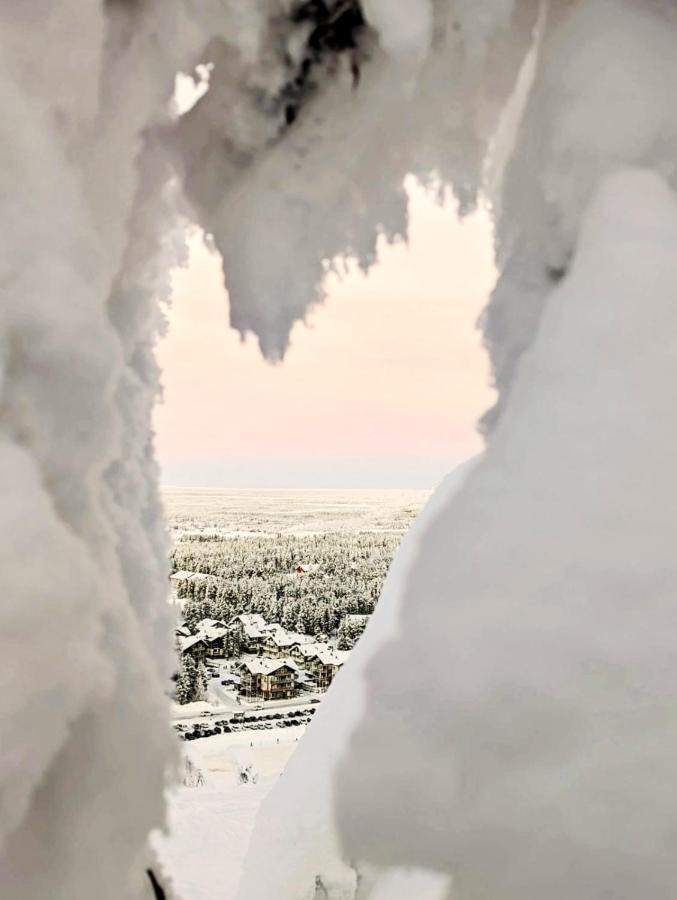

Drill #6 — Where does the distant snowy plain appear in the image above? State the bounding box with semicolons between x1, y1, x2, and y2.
162;487;429;536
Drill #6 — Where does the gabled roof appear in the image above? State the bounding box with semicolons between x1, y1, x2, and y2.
315;648;350;667
196;618;227;636
298;645;350;667
293;641;327;659
237;657;299;676
198;618;226;629
178;635;208;653
170;570;197;581
197;623;228;643
264;626;315;648
231;613;267;629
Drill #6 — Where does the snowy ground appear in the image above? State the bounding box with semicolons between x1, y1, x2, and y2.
154;727;305;900
163;487;427;536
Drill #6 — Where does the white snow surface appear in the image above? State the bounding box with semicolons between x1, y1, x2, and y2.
154;728;304;900
362;0;433;66
237;465;472;899
241;3;677;899
334;166;677;899
5;1;677;899
0;3;204;898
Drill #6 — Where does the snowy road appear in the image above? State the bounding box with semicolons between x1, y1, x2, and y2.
206;678;242;711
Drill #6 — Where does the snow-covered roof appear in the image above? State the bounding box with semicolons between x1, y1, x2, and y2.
315;648;350;667
292;563;320;574
243;623;264;639
178;635;208;653
265;626;315;648
195;618;228;641
170;570;196;581
237;657;299;676
169;569;217;584
201;627;228;642
174;624;192;637
198;618;225;629
343;614;370;625
293;641;328;659
231;613;267;629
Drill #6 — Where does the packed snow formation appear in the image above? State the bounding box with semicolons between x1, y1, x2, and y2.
239;2;677;899
3;1;677;899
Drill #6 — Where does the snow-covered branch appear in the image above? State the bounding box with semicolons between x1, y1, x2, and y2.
4;1;677;898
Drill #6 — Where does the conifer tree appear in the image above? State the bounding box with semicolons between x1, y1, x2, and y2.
175;655;197;704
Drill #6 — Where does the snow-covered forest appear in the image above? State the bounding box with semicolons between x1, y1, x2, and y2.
5;2;677;900
176;533;398;637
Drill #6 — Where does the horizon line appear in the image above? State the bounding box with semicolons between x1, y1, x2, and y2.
160;484;433;491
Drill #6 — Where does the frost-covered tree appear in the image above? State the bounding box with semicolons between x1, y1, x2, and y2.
6;2;677;899
173;531;399;639
196;659;209;700
175;655;198;705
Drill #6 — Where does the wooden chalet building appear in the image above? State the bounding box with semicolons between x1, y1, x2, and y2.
195;618;230;658
177;634;208;661
262;625;315;659
291;644;350;691
176;619;232;660
229;613;267;653
236;658;299;701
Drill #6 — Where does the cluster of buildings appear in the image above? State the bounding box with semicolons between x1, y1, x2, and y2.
176;612;353;701
228;612;329;656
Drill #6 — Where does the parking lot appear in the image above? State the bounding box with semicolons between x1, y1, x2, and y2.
175;707;317;741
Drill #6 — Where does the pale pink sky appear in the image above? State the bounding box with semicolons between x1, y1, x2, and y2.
154;184;496;488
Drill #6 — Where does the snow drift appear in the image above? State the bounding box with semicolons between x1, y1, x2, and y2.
337;166;677;899
240;2;677;899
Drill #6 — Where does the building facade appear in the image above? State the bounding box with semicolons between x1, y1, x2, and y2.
237;658;299;700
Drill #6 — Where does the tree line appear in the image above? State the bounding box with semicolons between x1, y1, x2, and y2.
174;532;399;637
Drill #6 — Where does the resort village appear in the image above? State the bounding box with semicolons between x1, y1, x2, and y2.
174;610;370;708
